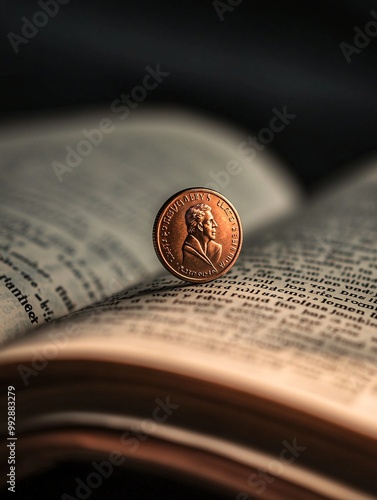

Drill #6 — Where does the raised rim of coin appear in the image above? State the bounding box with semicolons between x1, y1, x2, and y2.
153;187;243;283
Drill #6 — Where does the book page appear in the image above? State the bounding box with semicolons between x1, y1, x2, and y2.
4;160;377;433
0;107;299;343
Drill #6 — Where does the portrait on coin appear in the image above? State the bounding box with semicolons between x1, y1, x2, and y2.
182;203;222;270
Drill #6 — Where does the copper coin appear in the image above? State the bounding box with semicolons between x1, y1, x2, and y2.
153;187;243;283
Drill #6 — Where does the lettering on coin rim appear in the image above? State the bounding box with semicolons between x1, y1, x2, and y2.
153;187;243;283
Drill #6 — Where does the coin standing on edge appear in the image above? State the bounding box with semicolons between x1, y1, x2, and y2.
153;187;243;283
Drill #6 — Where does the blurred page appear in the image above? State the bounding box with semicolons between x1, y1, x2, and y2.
6;159;377;434
0;107;299;342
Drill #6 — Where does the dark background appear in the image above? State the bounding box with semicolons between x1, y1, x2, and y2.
2;0;377;191
1;0;377;498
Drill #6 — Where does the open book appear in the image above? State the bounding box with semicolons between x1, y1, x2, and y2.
1;107;377;499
